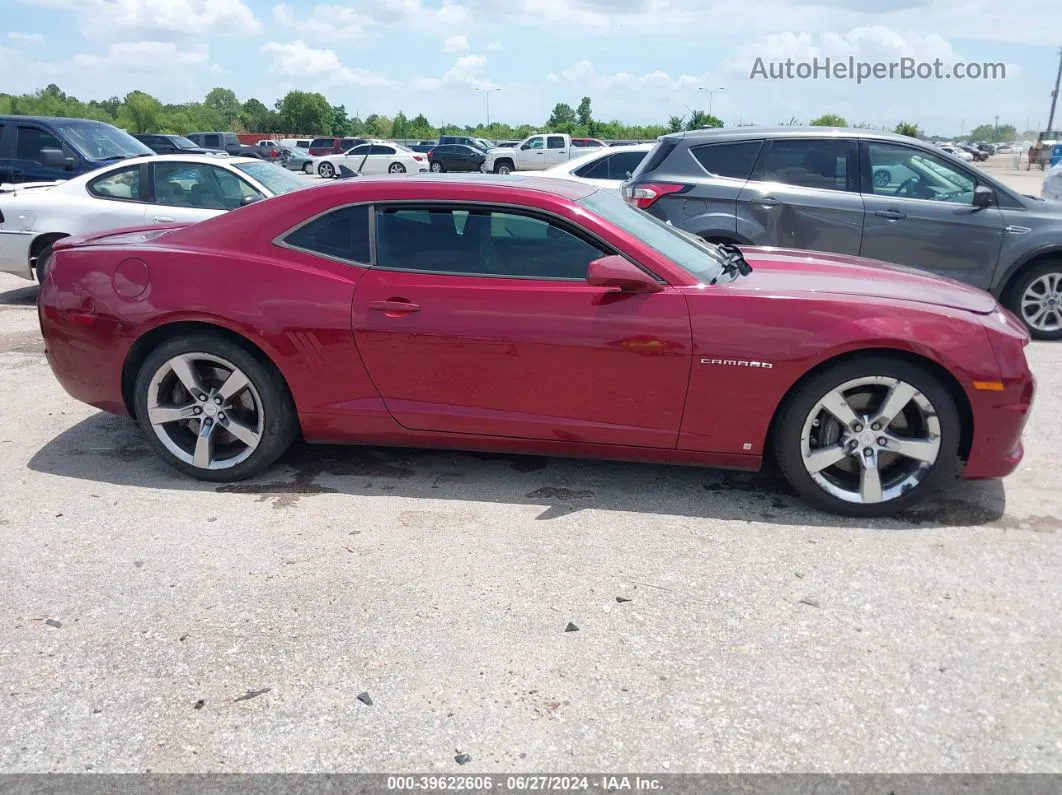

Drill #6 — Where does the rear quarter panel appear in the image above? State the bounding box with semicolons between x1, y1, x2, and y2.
677;288;1002;456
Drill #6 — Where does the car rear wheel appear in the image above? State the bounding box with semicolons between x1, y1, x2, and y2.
1004;259;1062;340
774;358;960;516
494;162;513;175
318;161;335;178
430;161;444;173
389;163;406;174
303;162;314;174
133;334;297;482
33;242;57;284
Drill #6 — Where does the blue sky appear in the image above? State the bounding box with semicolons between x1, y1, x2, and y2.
1;0;1059;136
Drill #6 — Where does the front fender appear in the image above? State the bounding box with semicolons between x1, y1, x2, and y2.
0;229;36;280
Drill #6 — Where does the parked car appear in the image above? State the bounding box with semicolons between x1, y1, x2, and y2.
572;137;608;148
307;136;366;156
186;132;263;159
484;133;584;174
256;141;283;160
0;155;308;282
279;138;311;150
623;127;1062;338
0;115;154;183
540;144;651;190
134;134;227;157
309;141;427;177
957;143;988;162
277;145;313;172
409;141;437;154
36;175;1033;517
439;136;492;152
938;144;974;161
427;144;487;173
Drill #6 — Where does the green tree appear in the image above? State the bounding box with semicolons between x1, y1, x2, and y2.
330;104;351;136
204;87;241;129
666;115;685;133
240;98;273;132
364;113;393;138
894;121;920;138
810;113;847;127
546;102;577;132
968;121;1016;143
117;90;162;132
686;110;721;130
576;96;593;130
391;111;409;139
275;90;333;135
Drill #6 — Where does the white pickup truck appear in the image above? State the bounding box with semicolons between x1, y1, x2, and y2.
484;133;578;174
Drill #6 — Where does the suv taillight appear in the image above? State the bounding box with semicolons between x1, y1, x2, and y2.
621;182;689;210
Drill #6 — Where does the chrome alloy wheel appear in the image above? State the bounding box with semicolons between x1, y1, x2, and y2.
146;353;264;471
1020;272;1062;334
318;161;335;178
799;376;942;505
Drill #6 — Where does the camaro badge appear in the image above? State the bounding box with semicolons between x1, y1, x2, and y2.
700;358;773;368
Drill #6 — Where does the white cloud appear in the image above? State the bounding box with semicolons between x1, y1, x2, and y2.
443;34;470;53
271;0;472;41
486;41;501;50
262;40;392;87
272;4;364;40
409;53;498;91
74;41;211;71
548;59;711;91
21;0;262;37
8;32;44;45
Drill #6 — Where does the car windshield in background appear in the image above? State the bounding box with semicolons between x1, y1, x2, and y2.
234;161;307;195
54;122;153;160
172;136;202;150
578;189;727;283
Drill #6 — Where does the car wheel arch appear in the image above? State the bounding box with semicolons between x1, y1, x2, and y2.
763;347;974;469
121;320;297;424
998;248;1062;300
31;232;69;272
700;232;755;246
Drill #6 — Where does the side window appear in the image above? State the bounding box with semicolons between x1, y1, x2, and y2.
153;162;253;210
212;166;262;208
341;138;358;148
16;126;67;163
547;136;566;150
690;141;763;180
88;165;142;200
865;142;976;204
574;155;611;180
370;145;396;155
283;205;371;263
753;139;856;192
347;145;372;157
523;137;544;150
608;151;647;180
205;134;222;148
375;206;606;280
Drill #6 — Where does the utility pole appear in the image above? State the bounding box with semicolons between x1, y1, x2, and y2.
994;114;1000;142
698;87;724;117
1047;47;1062;135
476;87;500;127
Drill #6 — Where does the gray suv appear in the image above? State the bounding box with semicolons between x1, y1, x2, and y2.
624;128;1062;339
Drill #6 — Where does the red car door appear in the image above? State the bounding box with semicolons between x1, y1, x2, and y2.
352;205;692;448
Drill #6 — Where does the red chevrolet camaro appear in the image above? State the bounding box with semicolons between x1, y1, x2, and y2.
37;175;1035;516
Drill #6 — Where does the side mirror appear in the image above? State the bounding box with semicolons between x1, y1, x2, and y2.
42;148;76;169
972;185;995;208
240;195;263;206
586;255;663;293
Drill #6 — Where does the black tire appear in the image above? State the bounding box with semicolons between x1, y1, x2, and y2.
773;356;962;517
1002;259;1062;341
132;333;298;482
389;163;406;174
430;161;444;173
318;161;335;179
493;160;514;175
34;241;56;284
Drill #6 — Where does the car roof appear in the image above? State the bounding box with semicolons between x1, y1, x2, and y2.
548;143;653;173
308;173;599;200
663;126;920;145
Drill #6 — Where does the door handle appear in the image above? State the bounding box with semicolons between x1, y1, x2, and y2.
368;299;421;314
874;209;906;220
153;215;175;223
754;196;781;207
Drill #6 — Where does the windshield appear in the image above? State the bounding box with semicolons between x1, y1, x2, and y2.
578;190;727;283
53;121;153;160
234;161;307;195
172;136;201;150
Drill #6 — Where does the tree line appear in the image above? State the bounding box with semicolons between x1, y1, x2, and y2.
0;84;1023;143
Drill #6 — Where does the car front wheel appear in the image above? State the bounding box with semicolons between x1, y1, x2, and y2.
430;161;444;173
774;357;960;516
318;161;335;178
133;334;297;482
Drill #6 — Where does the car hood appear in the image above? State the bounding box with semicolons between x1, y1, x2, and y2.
730;246;997;314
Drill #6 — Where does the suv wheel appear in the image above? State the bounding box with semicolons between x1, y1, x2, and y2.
1004;259;1062;340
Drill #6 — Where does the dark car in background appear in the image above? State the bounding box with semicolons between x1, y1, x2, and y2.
428;143;487;173
409;140;437;154
186;132;263;159
308;136;365;156
133;133;226;156
439;135;492;152
0;115;153;182
624;126;1062;338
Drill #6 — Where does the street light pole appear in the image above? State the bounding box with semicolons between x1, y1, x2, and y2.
476;87;500;127
698;86;725;117
994;114;999;142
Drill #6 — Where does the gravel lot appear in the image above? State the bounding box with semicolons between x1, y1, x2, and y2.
1;164;1060;774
